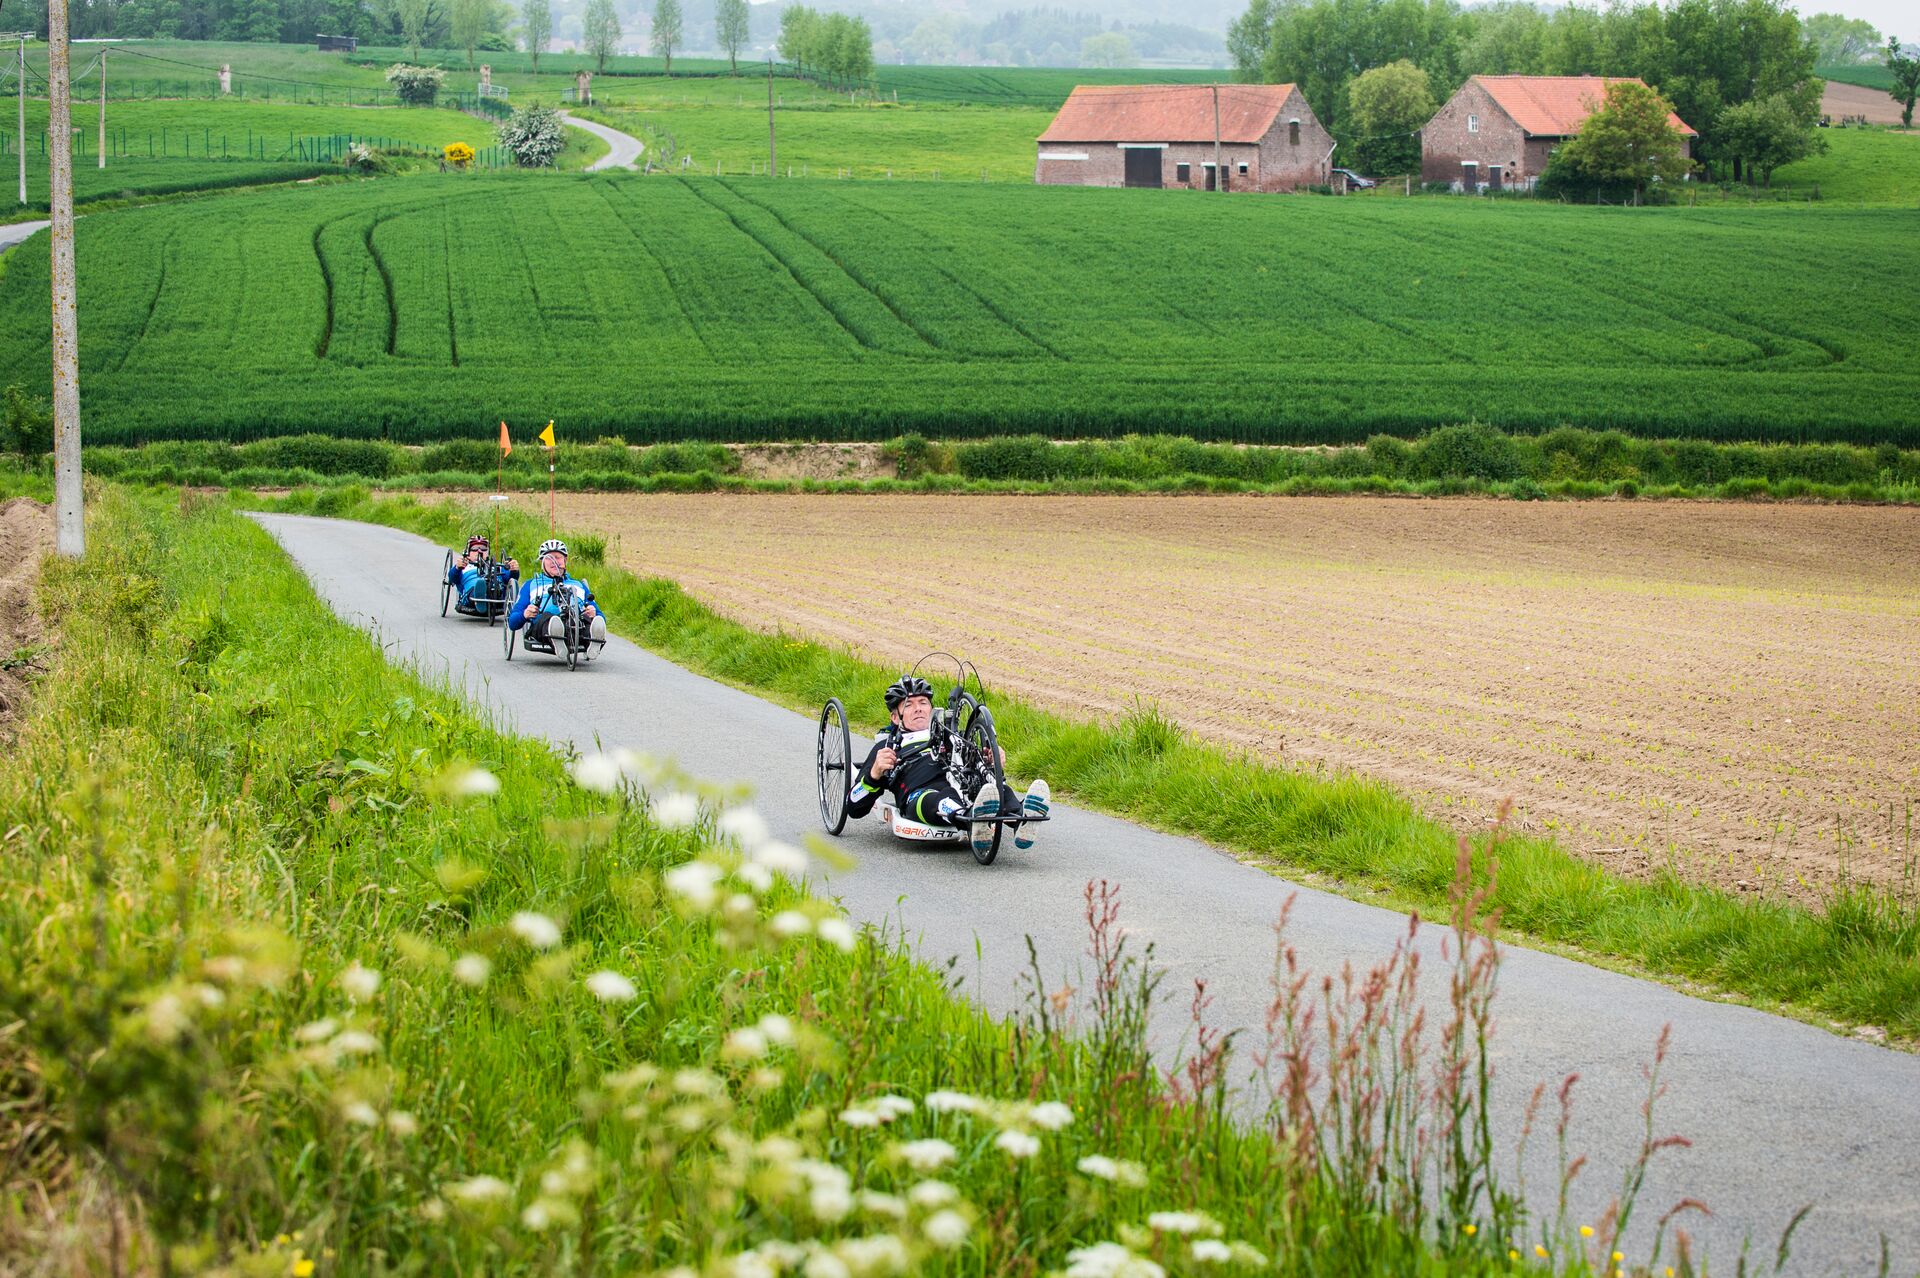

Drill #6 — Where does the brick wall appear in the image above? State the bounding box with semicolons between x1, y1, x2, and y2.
1422;80;1538;189
1036;89;1334;193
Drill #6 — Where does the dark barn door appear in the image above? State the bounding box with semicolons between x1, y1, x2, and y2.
1124;149;1162;188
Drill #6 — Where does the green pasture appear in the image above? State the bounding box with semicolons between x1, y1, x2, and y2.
1772;125;1920;204
1;175;1916;444
1819;63;1896;91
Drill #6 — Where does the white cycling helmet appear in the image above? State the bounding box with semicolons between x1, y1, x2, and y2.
538;539;568;559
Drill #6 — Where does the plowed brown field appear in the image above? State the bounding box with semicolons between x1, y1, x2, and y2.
543;493;1920;901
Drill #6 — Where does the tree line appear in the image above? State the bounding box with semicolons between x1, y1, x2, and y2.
775;6;875;87
1230;0;1862;183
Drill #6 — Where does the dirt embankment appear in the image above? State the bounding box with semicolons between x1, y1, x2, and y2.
0;497;53;741
534;492;1920;905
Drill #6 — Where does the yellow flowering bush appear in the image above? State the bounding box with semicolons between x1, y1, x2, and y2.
444;142;475;170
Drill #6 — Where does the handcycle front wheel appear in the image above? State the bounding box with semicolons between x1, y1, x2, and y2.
502;616;516;660
963;705;1006;866
440;550;455;617
817;697;851;835
565;617;580;671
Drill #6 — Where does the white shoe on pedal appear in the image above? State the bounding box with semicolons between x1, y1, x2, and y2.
1014;778;1049;850
970;779;1001;857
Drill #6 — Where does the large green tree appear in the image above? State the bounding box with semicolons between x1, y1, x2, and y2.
1250;0;1464;135
1888;37;1920;128
1550;78;1692;198
521;0;550;73
1802;12;1881;63
1716;92;1825;184
451;0;489;67
582;0;620;71
1345;59;1433;174
715;0;749;72
651;0;683;74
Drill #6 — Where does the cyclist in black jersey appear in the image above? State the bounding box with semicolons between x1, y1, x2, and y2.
845;676;1051;853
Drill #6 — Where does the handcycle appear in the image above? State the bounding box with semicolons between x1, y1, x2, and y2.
815;653;1044;867
440;549;518;625
502;582;606;670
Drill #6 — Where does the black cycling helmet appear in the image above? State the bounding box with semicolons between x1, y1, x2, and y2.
884;676;933;710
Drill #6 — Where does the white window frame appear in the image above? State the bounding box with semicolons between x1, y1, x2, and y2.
1037;151;1090;161
1467;113;1479;133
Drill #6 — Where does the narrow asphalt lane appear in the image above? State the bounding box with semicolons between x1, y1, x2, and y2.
253;513;1919;1275
0;220;49;253
561;112;645;171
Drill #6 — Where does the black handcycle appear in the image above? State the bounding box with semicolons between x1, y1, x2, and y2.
816;653;1043;866
440;550;518;625
503;583;605;670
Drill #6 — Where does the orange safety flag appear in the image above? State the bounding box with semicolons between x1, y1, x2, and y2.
498;421;511;456
538;420;556;448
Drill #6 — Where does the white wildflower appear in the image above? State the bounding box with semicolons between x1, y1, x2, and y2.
295;1017;339;1044
1029;1100;1074;1131
995;1129;1041;1159
338;962;381;1002
143;993;189;1044
810;1183;855;1222
1077;1154;1147;1187
1147;1211;1217;1236
446;1174;512;1205
857;1191;907;1220
840;1107;882;1128
804;1252;853;1278
452;952;492;986
723;893;758;923
907;1179;959;1208
897;1139;958;1173
570;753;622;794
1190;1240;1231;1263
717;807;771;849
664;860;725;911
757;1013;796;1045
190;982;225;1009
1065;1242;1165;1278
872;1094;915;1120
1228;1243;1270;1266
751;840;808;876
923;1209;971;1250
816;917;857;952
585;970;637;1003
509;911;563;949
672;1067;724;1097
736;862;775;894
724;1026;770;1061
450;766;501;797
329;1029;380;1057
521;1200;556;1231
834;1235;910;1277
770;910;813;938
652;792;701;829
924;1090;980;1114
387;1110;419;1137
341;1100;381;1127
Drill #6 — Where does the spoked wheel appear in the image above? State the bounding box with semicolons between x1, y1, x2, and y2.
817;697;851;835
564;613;581;670
502;617;517;660
964;705;1006;866
440;550;455;617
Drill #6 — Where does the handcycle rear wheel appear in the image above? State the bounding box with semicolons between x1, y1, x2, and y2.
440;550;455;617
963;705;1006;866
817;697;851;835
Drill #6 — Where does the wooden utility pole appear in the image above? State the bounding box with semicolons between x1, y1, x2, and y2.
766;56;776;176
47;0;82;555
96;47;105;169
1212;84;1223;193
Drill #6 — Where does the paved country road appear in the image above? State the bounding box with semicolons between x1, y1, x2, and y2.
254;514;1919;1275
561;111;644;171
0;220;50;253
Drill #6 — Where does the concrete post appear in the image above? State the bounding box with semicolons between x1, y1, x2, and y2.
220;63;232;94
47;0;83;556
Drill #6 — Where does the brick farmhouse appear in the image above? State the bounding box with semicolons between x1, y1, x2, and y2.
1421;76;1696;191
1036;84;1335;192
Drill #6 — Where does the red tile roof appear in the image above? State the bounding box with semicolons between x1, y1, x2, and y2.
1474;76;1697;137
1038;84;1300;145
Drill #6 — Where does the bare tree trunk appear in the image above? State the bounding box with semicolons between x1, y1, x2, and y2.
49;0;84;557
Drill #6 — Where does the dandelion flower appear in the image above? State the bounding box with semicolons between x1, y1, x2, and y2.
585;970;637;1003
295;1017;339;1044
446;1174;512;1205
995;1130;1041;1159
718;807;771;849
1190;1239;1231;1263
840;1108;882;1128
1536;1245;1550;1259
338;962;381;1002
907;1179;959;1208
653;792;701;829
816;917;856;952
452;953;491;987
752;841;808;876
1612;1253;1624;1264
770;911;813;938
509;911;563;950
1463;1224;1478;1236
450;766;501;797
725;1026;771;1060
292;1260;315;1278
924;1090;980;1114
1029;1100;1073;1131
571;753;623;793
897;1139;958;1172
923;1209;970;1250
664;860;725;911
1509;1250;1521;1262
1580;1226;1595;1239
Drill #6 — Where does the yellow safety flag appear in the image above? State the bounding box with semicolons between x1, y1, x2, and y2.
498;421;511;456
538;420;556;448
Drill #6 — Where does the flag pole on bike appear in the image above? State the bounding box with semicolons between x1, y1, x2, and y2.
495;420;511;553
539;419;557;532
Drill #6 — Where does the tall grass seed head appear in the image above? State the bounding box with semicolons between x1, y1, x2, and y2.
337;961;381;1002
585;969;638;1003
509;910;563;949
452;952;492;986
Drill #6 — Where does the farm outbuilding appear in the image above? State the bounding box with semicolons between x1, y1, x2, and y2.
1422;76;1695;191
1036;84;1335;192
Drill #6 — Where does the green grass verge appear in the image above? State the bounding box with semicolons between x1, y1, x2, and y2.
0;485;1634;1273
247;485;1920;1040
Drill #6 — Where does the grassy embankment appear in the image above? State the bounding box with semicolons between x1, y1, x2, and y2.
0;480;1682;1274
67;428;1920;505
247;484;1920;1042
4;179;1916;443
